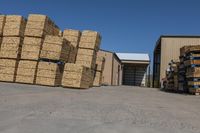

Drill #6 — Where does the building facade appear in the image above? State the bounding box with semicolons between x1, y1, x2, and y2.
98;50;122;86
117;53;150;87
153;35;200;88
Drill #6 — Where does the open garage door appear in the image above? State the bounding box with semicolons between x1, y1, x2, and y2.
123;64;147;86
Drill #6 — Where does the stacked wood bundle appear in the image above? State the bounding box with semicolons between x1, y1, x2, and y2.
40;35;71;62
63;29;81;48
36;61;64;86
165;60;179;91
93;56;105;86
62;63;91;89
0;15;26;59
3;15;26;37
0;13;102;89
76;30;101;69
181;45;200;95
24;14;60;38
21;37;44;60
0;15;5;36
16;60;37;84
0;59;18;82
63;29;81;63
0;15;26;82
0;37;23;59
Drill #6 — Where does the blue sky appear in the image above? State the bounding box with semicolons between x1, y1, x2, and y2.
1;0;200;63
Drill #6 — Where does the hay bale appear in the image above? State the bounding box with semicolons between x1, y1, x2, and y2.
62;63;91;89
16;60;38;84
3;15;26;37
21;37;44;60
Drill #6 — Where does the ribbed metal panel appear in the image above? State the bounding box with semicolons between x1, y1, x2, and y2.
160;37;200;81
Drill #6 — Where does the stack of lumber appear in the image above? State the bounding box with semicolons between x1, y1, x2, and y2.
0;15;26;59
165;60;179;92
93;56;105;86
21;37;44;60
76;30;101;69
3;15;26;37
36;61;64;86
0;59;18;82
24;14;59;38
40;35;71;62
0;15;26;82
62;63;91;89
16;60;37;84
0;13;102;89
76;30;101;86
181;45;200;95
179;49;188;93
0;15;5;36
63;29;81;63
17;14;60;84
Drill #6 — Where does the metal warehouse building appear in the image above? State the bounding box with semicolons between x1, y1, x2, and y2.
98;50;150;87
153;35;200;88
117;53;150;86
98;50;122;86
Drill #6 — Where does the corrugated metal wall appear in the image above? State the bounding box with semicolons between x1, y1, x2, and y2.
160;37;200;82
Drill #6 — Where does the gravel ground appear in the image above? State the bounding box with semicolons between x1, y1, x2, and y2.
0;82;200;133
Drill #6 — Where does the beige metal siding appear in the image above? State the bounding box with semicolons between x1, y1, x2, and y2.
112;57;121;85
160;37;200;81
97;50;113;85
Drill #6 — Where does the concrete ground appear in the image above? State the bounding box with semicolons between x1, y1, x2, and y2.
0;83;200;133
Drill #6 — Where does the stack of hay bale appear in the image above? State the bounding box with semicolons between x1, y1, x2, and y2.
16;14;60;85
181;45;200;95
93;55;105;86
165;60;179;92
62;30;101;89
0;15;26;82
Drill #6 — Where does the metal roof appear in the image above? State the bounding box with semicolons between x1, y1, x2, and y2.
116;53;150;62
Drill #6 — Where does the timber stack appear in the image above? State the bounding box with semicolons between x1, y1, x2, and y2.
93;54;105;86
181;45;200;95
0;13;103;89
165;60;179;92
0;15;26;82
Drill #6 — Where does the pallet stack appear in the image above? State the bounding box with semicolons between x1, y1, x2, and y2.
179;46;189;93
93;55;105;86
165;60;179;92
0;15;26;82
181;45;200;95
16;14;60;84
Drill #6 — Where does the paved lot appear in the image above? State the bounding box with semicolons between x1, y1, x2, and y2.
0;82;200;133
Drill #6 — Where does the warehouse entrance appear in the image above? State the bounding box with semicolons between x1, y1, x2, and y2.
122;64;147;86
